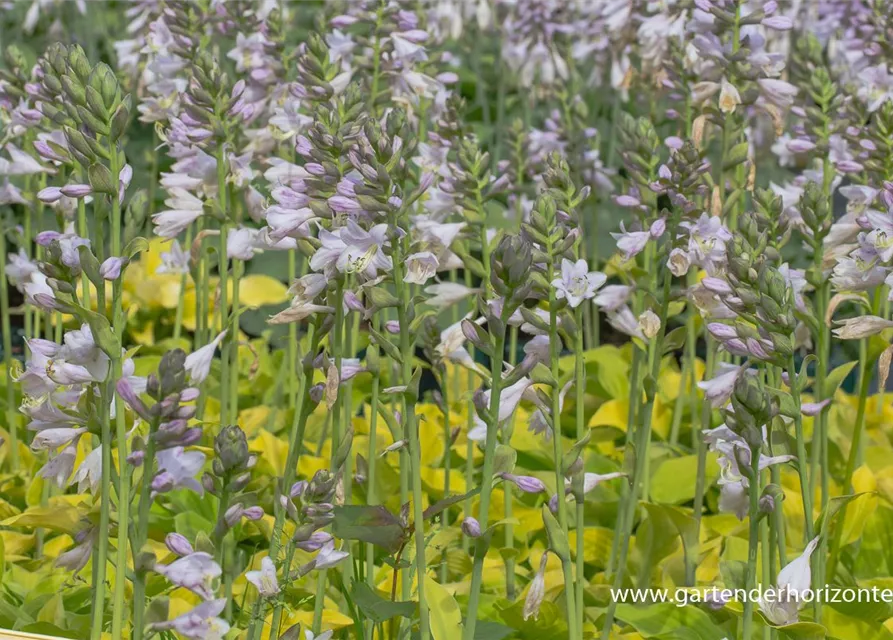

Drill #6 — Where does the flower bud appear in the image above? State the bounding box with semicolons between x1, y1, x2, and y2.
296;531;333;551
637;309;661;340
243;506;264;521
214;425;249;474
461;517;482;538
499;473;546;494
224;504;244;527
165;533;194;557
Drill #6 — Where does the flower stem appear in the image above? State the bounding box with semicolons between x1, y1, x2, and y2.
287;250;298;408
504;325;518;599
228;257;242;423
366;314;381;593
0;227;18;472
90;378;113;640
107;140;130;640
462;322;507;640
267;320;321;638
172;226;193;343
547;251;578;639
441;368;453;586
607;344;642;580
217;148;230;426
393;249;430;640
131;415;159;640
827;348;872;581
689;338;717;586
741;443;762;640
573;304;586;634
311;568;328;633
788;355;815;544
602;267;673;640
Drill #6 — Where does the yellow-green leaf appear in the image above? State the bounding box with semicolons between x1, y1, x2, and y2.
425;575;463;640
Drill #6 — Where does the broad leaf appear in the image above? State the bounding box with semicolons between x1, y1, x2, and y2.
352;582;415;623
332;505;406;554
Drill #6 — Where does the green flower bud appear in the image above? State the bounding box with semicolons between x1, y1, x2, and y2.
66;44;91;82
110;103;129;141
4;45;27;73
60;75;86;107
732;372;771;425
46;43;69;77
88;163;115;195
89;63;119;110
214;425;250;474
125;190;150;244
157;349;187;398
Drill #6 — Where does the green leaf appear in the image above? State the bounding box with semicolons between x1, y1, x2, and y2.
650;453;719;504
1;505;82;535
369;327;403;365
423;488;481;521
493;444;517;475
766;386;798;419
332;505;406;554
815;492;871;537
581;346;630;399
352;582;415;623
542;505;570;561
278;623;302;640
497;600;568;637
823;361;858;398
642;503;698;570
174;510;214;541
774;621;828;640
822;605;893;639
145;596;170;626
614;602;729;640
473;621;515;640
662;326;688;354
76;244;102;287
425;576;464;640
122;236;150;259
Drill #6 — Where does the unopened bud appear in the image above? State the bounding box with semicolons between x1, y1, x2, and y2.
461;517;482;538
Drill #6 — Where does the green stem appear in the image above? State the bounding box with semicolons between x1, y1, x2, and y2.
504;325;518;599
670;288;697;446
461;325;507;640
131;415;159;640
368;2;385;113
107;142;130;639
689;339;717;586
811;154;833;621
741;444;762;640
547;254;578;640
607;345;642;580
77;189;90;310
90;379;113;640
0;228;18;472
393;244;429;640
267;321;321;639
441;371;452;586
573;305;586;633
172;227;193;343
287;250;298;408
366;315;381;593
311;568;328;633
228;258;241;422
827;349;872;581
602;267;673;640
217;148;230;426
788;356;815;544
